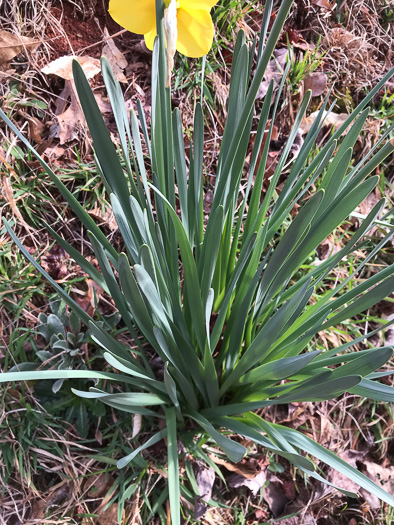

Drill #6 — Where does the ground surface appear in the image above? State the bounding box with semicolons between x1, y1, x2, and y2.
0;0;393;524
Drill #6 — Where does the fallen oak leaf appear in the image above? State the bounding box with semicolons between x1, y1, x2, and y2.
42;56;102;145
0;30;40;65
41;55;101;80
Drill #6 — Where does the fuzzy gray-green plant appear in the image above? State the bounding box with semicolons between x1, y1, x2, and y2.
1;0;394;522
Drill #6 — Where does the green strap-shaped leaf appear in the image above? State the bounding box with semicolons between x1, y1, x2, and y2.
0;369;146;387
172;108;189;237
187;410;246;463
103;352;167;394
101;56;140;200
44;222;109;294
72;388;167;405
217;415;315;471
148;184;206;352
273;424;394;507
72;60;131;214
349;378;394;402
238;350;321;385
221;279;313;394
117;429;167;469
275;375;361;403
166;407;180;525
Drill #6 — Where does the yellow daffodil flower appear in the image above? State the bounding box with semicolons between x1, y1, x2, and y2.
109;0;218;58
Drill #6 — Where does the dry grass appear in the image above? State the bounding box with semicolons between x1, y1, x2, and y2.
289;0;394;94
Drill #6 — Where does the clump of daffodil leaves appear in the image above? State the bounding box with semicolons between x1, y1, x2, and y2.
1;0;394;523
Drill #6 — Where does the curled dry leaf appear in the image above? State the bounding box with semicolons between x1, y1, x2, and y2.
41;55;101;80
53;82;85;144
328;451;394;508
73;278;104;317
300;110;348;136
42;56;102;144
227;470;267;496
88;204;119;232
45;78;110;145
102;28;128;83
132;413;142;438
326;449;365;497
209;455;261;480
86;472;115;499
0;30;40;65
194;463;215;520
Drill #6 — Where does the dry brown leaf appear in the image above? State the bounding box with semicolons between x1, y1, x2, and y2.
312;0;332;9
194;463;215;520
57;93;84;144
257;48;289;99
303;72;327;97
102;28;128;83
86;279;104;312
359;460;394;508
27;115;45;144
209;455;260;480
72;279;104;317
97;503;119;525
88;203;118;232
327;450;366;497
41;55;101;80
48;81;84;144
262;474;289;518
40;243;70;280
49;80;110;144
300;110;348;135
86;472;114;499
0;30;40;65
30;499;47;520
132;413;142;438
227;470;267;496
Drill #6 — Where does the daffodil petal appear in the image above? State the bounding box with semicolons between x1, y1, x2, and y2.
180;0;218;8
176;7;214;57
144;27;158;51
109;0;156;35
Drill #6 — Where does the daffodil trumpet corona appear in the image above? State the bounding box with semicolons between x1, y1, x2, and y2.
164;0;178;87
